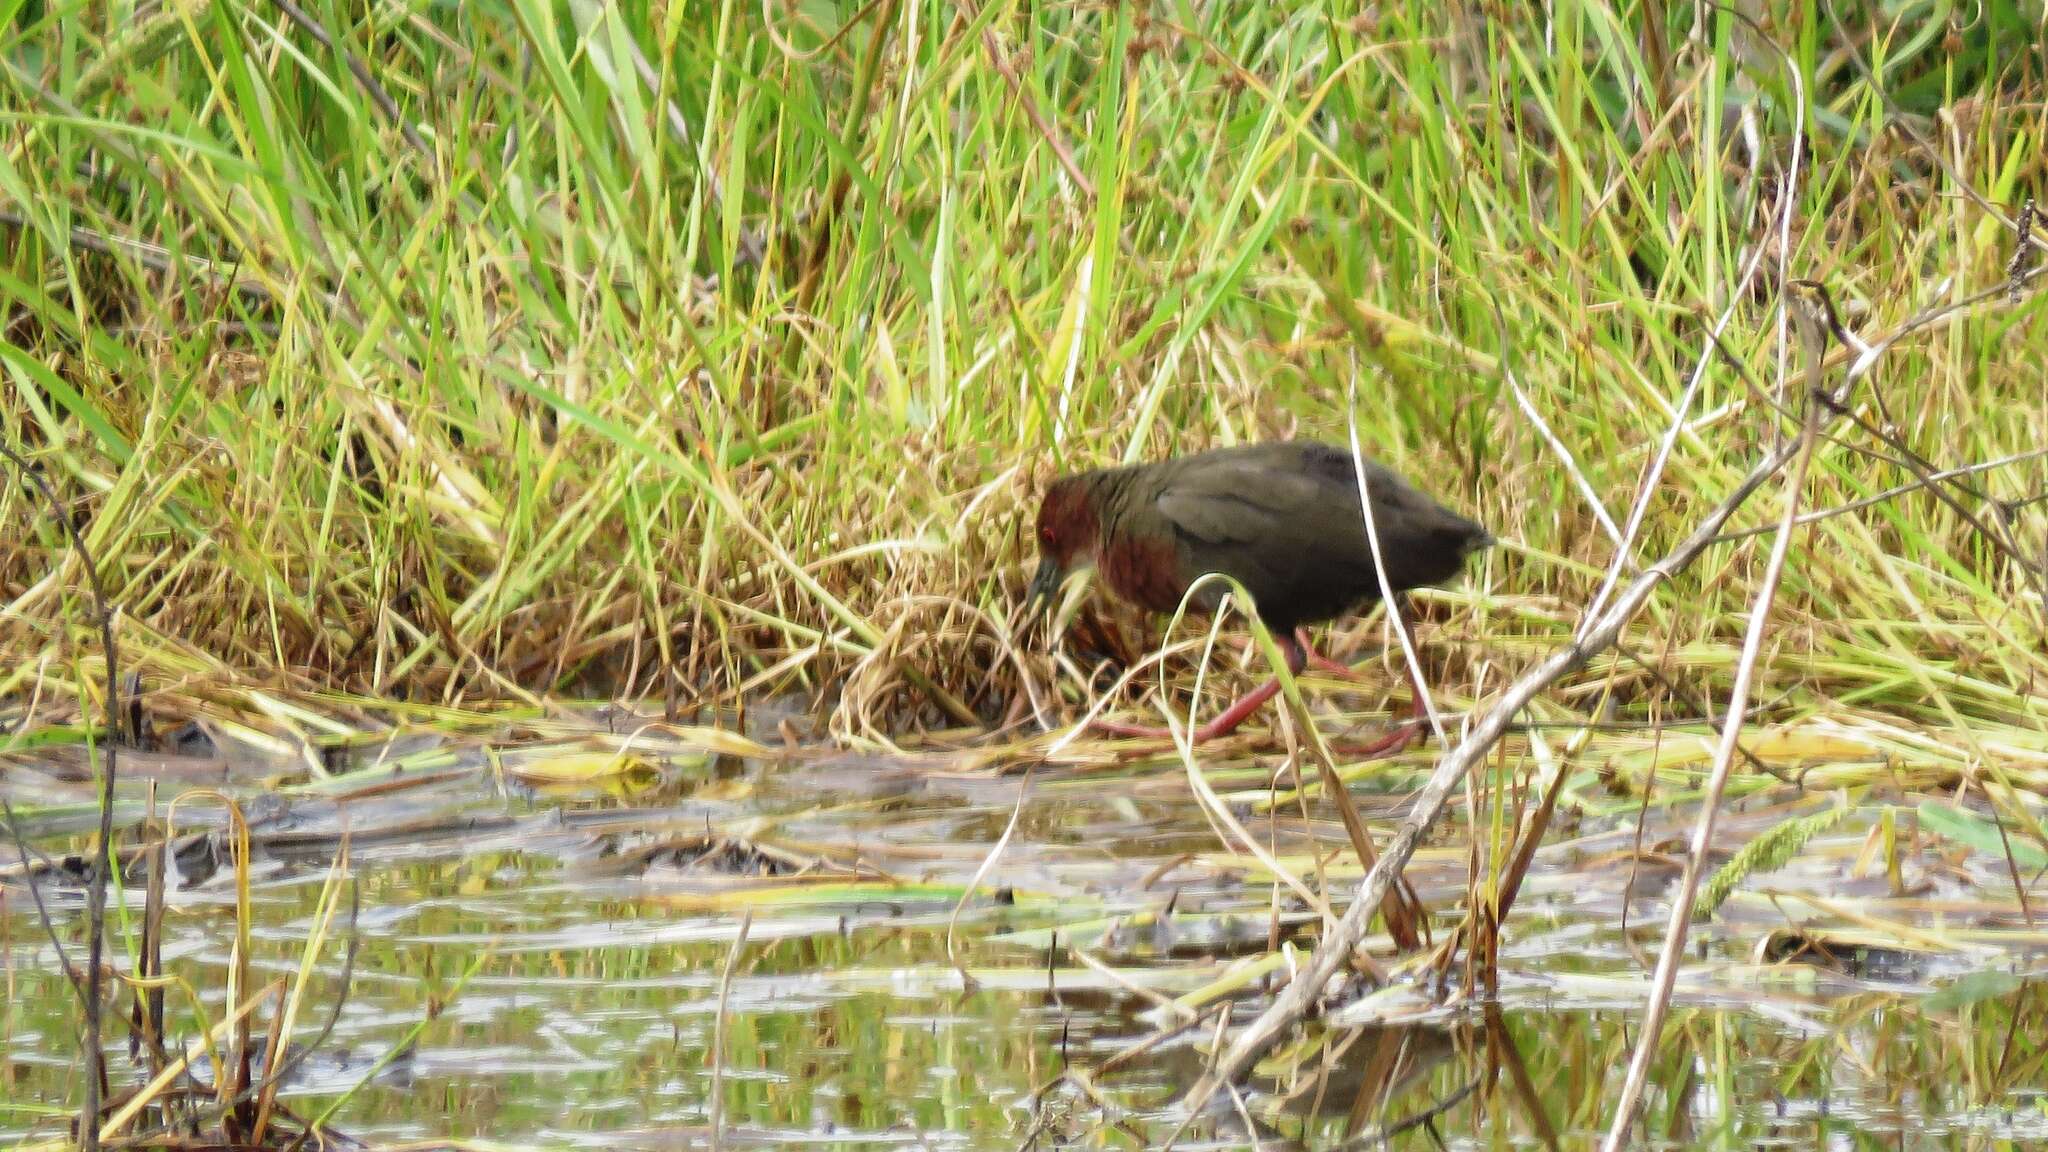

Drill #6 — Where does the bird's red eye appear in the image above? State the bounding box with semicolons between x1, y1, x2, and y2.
1038;526;1056;546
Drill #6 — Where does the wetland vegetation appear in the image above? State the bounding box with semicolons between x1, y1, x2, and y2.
3;0;2046;1148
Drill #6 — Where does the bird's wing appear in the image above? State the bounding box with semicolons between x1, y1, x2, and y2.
1147;461;1377;624
1147;447;1486;621
1151;463;1338;548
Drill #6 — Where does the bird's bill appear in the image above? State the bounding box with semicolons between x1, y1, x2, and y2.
1026;557;1064;617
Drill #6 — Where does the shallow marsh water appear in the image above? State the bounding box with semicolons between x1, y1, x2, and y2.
3;713;2046;1150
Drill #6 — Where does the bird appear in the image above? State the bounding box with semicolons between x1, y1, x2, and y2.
1027;440;1490;745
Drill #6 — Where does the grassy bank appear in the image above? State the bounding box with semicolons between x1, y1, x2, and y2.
5;6;2048;1147
1;0;2044;743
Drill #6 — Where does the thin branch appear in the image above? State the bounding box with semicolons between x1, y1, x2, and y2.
956;0;1096;199
2;800;86;1011
269;0;434;161
1827;400;2048;605
1816;0;2048;267
1795;279;2048;607
708;908;753;1152
1472;284;1622;546
1575;152;1784;635
0;210;278;303
1709;447;2048;544
1613;641;1788;783
1598;300;1827;1152
1791;229;2048;401
1347;370;1445;745
0;440;123;1152
1330;1074;1483;1150
1176;433;1811;1119
1581;0;1808;633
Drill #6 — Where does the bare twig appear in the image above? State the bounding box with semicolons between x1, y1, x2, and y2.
0;439;123;1152
2;800;84;1010
1578;0;1807;634
0;210;278;303
1579;172;1772;629
709;907;754;1152
1476;283;1622;547
1827;401;2048;605
269;0;434;161
1700;266;2048;617
948;767;1033;963
1710;447;2048;544
1598;296;1828;1152
956;0;1096;199
1795;281;2048;607
1826;257;2048;381
1506;367;1624;548
1347;369;1446;747
1329;1074;1482;1150
1817;0;2048;268
1613;641;1788;782
1176;433;1811;1118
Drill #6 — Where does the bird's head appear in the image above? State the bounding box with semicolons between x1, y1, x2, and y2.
1027;473;1100;616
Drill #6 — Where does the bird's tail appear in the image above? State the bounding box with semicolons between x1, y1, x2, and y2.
1457;518;1495;555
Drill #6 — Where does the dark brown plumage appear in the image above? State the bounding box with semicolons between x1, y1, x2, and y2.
1028;440;1490;742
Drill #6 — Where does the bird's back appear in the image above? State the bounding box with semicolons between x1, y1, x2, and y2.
1102;441;1487;630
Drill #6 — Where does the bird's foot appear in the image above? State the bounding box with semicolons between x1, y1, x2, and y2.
1226;630;1356;678
1294;628;1365;679
1089;666;1293;745
1095;712;1423;757
1092;718;1199;742
1328;684;1439;758
1329;717;1424;760
1089;717;1258;744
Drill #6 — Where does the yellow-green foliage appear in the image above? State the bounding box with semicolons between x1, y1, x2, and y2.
1;1;2043;737
1700;805;1851;918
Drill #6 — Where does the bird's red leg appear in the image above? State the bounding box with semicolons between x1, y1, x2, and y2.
1296;627;1361;678
1330;655;1435;759
1095;633;1308;743
1240;629;1351;676
1329;719;1417;759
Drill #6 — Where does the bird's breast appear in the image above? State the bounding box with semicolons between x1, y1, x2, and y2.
1098;532;1191;615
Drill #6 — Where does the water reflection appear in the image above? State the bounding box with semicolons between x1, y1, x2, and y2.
3;724;2045;1149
